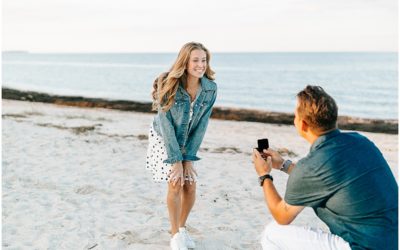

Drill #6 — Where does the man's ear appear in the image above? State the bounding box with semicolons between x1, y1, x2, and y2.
300;119;309;133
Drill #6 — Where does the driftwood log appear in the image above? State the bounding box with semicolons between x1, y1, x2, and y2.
3;88;397;134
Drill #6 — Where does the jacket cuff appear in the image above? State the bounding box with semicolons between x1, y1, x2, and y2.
163;155;183;164
182;155;201;162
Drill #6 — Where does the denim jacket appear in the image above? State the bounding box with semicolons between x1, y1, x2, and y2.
153;77;217;164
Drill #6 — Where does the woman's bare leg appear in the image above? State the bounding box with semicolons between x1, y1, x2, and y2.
179;181;196;227
167;182;183;235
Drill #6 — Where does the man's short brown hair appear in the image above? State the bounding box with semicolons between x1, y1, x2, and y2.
296;85;338;132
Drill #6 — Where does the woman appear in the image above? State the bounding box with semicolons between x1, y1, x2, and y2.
146;42;217;250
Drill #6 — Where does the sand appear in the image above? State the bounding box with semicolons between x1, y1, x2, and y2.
2;100;398;249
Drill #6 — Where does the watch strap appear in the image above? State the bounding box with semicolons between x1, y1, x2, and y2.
259;174;273;186
280;159;292;173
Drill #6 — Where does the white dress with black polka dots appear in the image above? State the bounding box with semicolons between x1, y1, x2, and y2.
146;102;196;183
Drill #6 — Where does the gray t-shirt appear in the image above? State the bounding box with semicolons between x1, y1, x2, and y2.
285;130;398;250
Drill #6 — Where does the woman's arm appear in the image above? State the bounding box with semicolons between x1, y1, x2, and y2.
184;89;217;160
157;108;184;164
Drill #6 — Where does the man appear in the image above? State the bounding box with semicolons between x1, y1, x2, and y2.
252;85;398;250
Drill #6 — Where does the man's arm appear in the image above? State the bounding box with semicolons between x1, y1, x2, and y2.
262;149;295;174
253;149;304;225
262;178;304;225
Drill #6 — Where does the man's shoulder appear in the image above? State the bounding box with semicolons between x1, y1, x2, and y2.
300;131;379;174
318;130;371;151
296;152;323;169
335;131;376;152
338;130;367;140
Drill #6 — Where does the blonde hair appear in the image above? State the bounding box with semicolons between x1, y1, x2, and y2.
296;85;338;132
152;42;215;111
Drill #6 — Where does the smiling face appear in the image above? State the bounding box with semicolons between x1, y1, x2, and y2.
186;49;207;80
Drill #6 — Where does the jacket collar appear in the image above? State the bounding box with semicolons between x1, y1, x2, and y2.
178;76;216;94
200;77;216;91
310;129;340;152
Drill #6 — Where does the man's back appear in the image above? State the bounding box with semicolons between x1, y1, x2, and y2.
285;130;398;250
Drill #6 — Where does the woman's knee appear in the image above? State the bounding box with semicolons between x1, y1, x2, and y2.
182;182;196;195
168;183;183;196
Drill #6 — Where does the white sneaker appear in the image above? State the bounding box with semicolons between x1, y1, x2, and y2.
179;227;196;249
170;232;188;250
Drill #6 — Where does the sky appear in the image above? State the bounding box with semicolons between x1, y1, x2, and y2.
2;0;398;52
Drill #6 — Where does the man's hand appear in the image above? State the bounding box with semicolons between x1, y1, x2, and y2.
252;149;272;176
254;149;304;225
262;149;285;170
168;161;184;186
183;161;197;184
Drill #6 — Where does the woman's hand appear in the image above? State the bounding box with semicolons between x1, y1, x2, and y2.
168;161;184;186
183;161;198;184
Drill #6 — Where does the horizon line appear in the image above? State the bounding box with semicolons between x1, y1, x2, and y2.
2;50;398;54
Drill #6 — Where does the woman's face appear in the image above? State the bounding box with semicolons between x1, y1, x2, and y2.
186;49;207;79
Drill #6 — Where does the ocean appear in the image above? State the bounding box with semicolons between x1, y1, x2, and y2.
2;52;398;119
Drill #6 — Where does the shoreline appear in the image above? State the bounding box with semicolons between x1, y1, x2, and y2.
2;87;398;134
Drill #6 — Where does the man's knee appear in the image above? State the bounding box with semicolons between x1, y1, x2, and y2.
263;221;283;238
260;221;289;249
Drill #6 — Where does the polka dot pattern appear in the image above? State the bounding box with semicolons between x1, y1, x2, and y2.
146;123;196;183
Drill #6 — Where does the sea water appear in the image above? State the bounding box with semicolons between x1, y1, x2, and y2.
2;52;397;119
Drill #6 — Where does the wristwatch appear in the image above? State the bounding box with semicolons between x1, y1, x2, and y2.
258;174;273;186
280;159;292;173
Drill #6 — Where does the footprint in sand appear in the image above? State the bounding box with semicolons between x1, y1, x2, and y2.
74;185;96;195
212;147;242;154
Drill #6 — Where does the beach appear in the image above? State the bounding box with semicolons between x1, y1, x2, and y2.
3;99;398;249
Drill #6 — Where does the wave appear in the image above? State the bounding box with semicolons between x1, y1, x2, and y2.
3;61;168;69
